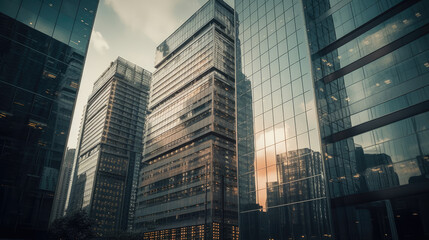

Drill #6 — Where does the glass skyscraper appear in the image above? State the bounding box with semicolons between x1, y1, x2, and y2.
235;0;330;239
67;57;151;236
235;0;429;239
0;0;98;237
305;0;429;239
134;0;238;239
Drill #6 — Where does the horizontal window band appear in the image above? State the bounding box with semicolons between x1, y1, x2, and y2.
150;66;234;111
312;0;352;25
323;99;429;143
331;182;429;208
321;23;429;84
143;131;236;163
328;73;429;124
155;19;231;69
239;196;328;214
97;168;127;180
313;0;421;58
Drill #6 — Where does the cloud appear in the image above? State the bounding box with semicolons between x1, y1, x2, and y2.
91;30;110;54
104;0;207;44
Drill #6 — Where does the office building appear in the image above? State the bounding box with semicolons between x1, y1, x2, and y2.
235;0;429;239
50;148;76;222
305;0;429;238
235;0;330;239
0;0;98;237
134;0;238;239
67;57;151;236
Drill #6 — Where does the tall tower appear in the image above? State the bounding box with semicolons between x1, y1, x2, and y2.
134;1;238;239
303;0;429;239
67;57;151;236
235;0;429;239
234;0;330;239
50;148;76;221
0;0;98;237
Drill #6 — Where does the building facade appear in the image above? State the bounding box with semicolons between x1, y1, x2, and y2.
304;0;429;239
235;0;429;239
235;0;331;239
50;148;76;222
134;1;238;239
67;57;151;236
0;0;98;237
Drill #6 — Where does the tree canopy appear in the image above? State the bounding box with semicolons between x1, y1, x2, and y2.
48;210;95;240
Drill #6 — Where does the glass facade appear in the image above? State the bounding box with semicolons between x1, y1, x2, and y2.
67;57;152;236
0;0;98;237
134;1;238;239
304;0;429;238
235;0;331;239
236;0;429;239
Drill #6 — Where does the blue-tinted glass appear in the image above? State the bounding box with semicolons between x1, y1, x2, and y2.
295;113;307;134
273;105;283;124
281;83;292;102
280;67;290;86
283;100;294;120
292;79;303;97
16;0;42;27
293;94;305;114
263;94;272;111
262;79;271;96
285;118;296;138
271;73;280;91
53;0;78;44
35;0;61;36
0;0;22;18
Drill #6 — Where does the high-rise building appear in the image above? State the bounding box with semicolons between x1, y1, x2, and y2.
235;0;429;239
304;0;429;239
134;0;238;239
67;57;151;236
50;148;76;222
235;0;330;239
0;0;98;237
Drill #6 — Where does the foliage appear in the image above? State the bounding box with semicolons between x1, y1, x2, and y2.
48;210;95;240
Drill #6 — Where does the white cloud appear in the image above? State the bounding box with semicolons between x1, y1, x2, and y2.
91;30;110;54
104;0;207;44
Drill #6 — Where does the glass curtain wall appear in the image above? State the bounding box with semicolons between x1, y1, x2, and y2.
303;0;429;239
235;0;331;239
0;0;98;237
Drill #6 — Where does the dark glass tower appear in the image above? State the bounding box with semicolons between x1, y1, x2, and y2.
235;0;429;239
0;0;98;237
67;57;151;236
134;0;238;239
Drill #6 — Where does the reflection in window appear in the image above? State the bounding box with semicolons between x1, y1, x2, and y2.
16;0;41;27
53;0;78;44
69;0;98;53
35;0;61;36
0;0;22;18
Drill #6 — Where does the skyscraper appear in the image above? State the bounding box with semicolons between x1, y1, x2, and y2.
304;0;429;239
0;0;98;237
134;0;238;239
235;0;429;239
67;57;151;236
50;148;76;222
235;0;330;239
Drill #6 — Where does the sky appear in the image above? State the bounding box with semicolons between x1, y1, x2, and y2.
67;0;233;148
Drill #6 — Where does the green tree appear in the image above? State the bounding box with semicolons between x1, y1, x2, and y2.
48;210;95;240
